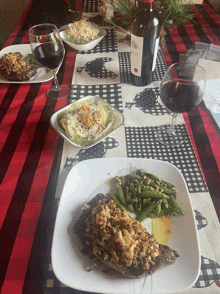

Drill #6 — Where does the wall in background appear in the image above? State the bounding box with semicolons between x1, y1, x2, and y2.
0;0;30;49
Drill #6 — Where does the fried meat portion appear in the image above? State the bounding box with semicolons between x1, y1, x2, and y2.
0;52;37;81
74;194;179;278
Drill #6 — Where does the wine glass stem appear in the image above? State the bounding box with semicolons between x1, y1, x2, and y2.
168;113;178;135
52;70;61;91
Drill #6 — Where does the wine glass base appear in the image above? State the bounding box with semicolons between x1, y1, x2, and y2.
156;124;187;146
47;85;70;100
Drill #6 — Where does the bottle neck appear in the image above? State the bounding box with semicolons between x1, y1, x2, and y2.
142;1;153;11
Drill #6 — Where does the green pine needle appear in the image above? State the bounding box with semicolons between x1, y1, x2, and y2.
113;0;138;16
113;0;195;30
160;0;195;30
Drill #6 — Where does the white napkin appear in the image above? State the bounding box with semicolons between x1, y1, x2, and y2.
179;42;220;64
197;58;220;128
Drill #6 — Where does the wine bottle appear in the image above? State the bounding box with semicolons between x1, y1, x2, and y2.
131;0;160;86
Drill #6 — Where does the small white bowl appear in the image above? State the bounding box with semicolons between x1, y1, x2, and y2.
59;28;106;51
50;95;124;149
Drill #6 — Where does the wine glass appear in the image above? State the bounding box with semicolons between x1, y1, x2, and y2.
29;23;70;100
156;62;206;146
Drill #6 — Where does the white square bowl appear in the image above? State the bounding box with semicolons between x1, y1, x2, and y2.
60;28;106;51
50;95;124;149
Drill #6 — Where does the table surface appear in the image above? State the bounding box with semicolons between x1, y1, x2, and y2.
0;0;220;293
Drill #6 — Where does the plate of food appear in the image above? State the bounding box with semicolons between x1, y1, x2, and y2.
51;158;200;294
59;19;106;51
0;44;58;83
50;95;124;149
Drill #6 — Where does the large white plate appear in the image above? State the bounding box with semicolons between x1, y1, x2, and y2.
51;158;200;294
0;44;58;84
50;95;124;149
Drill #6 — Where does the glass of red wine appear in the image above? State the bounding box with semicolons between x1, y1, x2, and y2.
156;62;206;146
29;23;70;100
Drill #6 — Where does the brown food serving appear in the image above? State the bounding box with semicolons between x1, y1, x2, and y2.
0;52;37;81
74;193;179;278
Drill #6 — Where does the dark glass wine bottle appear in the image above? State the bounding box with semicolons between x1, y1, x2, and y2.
131;0;160;86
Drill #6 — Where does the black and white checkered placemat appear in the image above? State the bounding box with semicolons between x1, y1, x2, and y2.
119;49;167;83
70;84;123;112
125;126;207;193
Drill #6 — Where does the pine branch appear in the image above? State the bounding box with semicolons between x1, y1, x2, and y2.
159;0;194;30
113;0;195;29
113;0;138;16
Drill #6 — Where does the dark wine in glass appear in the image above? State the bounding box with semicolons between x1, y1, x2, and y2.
160;80;204;113
33;43;64;69
29;23;70;100
156;62;205;146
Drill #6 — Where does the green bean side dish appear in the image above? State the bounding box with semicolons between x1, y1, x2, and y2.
25;54;50;72
108;169;183;223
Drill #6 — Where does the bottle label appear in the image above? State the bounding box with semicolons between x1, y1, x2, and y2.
131;34;144;77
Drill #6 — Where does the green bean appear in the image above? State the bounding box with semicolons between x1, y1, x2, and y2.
124;190;135;212
141;200;162;219
139;187;169;199
126;173;143;182
128;182;136;199
141;197;152;207
125;189;131;203
127;205;134;213
111;171;182;222
108;193;126;211
168;194;184;215
143;176;157;188
155;200;162;215
155;196;183;217
136;199;142;211
137;202;157;222
161;198;169;208
117;176;126;187
160;186;175;195
25;54;43;68
157;204;175;217
135;180;142;194
115;180;126;206
144;172;175;189
133;202;137;214
163;181;175;189
127;199;138;204
142;176;175;196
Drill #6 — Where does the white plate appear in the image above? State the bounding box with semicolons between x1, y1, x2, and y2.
50;95;124;149
51;158;200;294
0;44;58;84
60;28;106;51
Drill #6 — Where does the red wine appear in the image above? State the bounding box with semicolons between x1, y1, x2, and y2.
160;80;203;113
33;42;64;69
131;0;160;86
